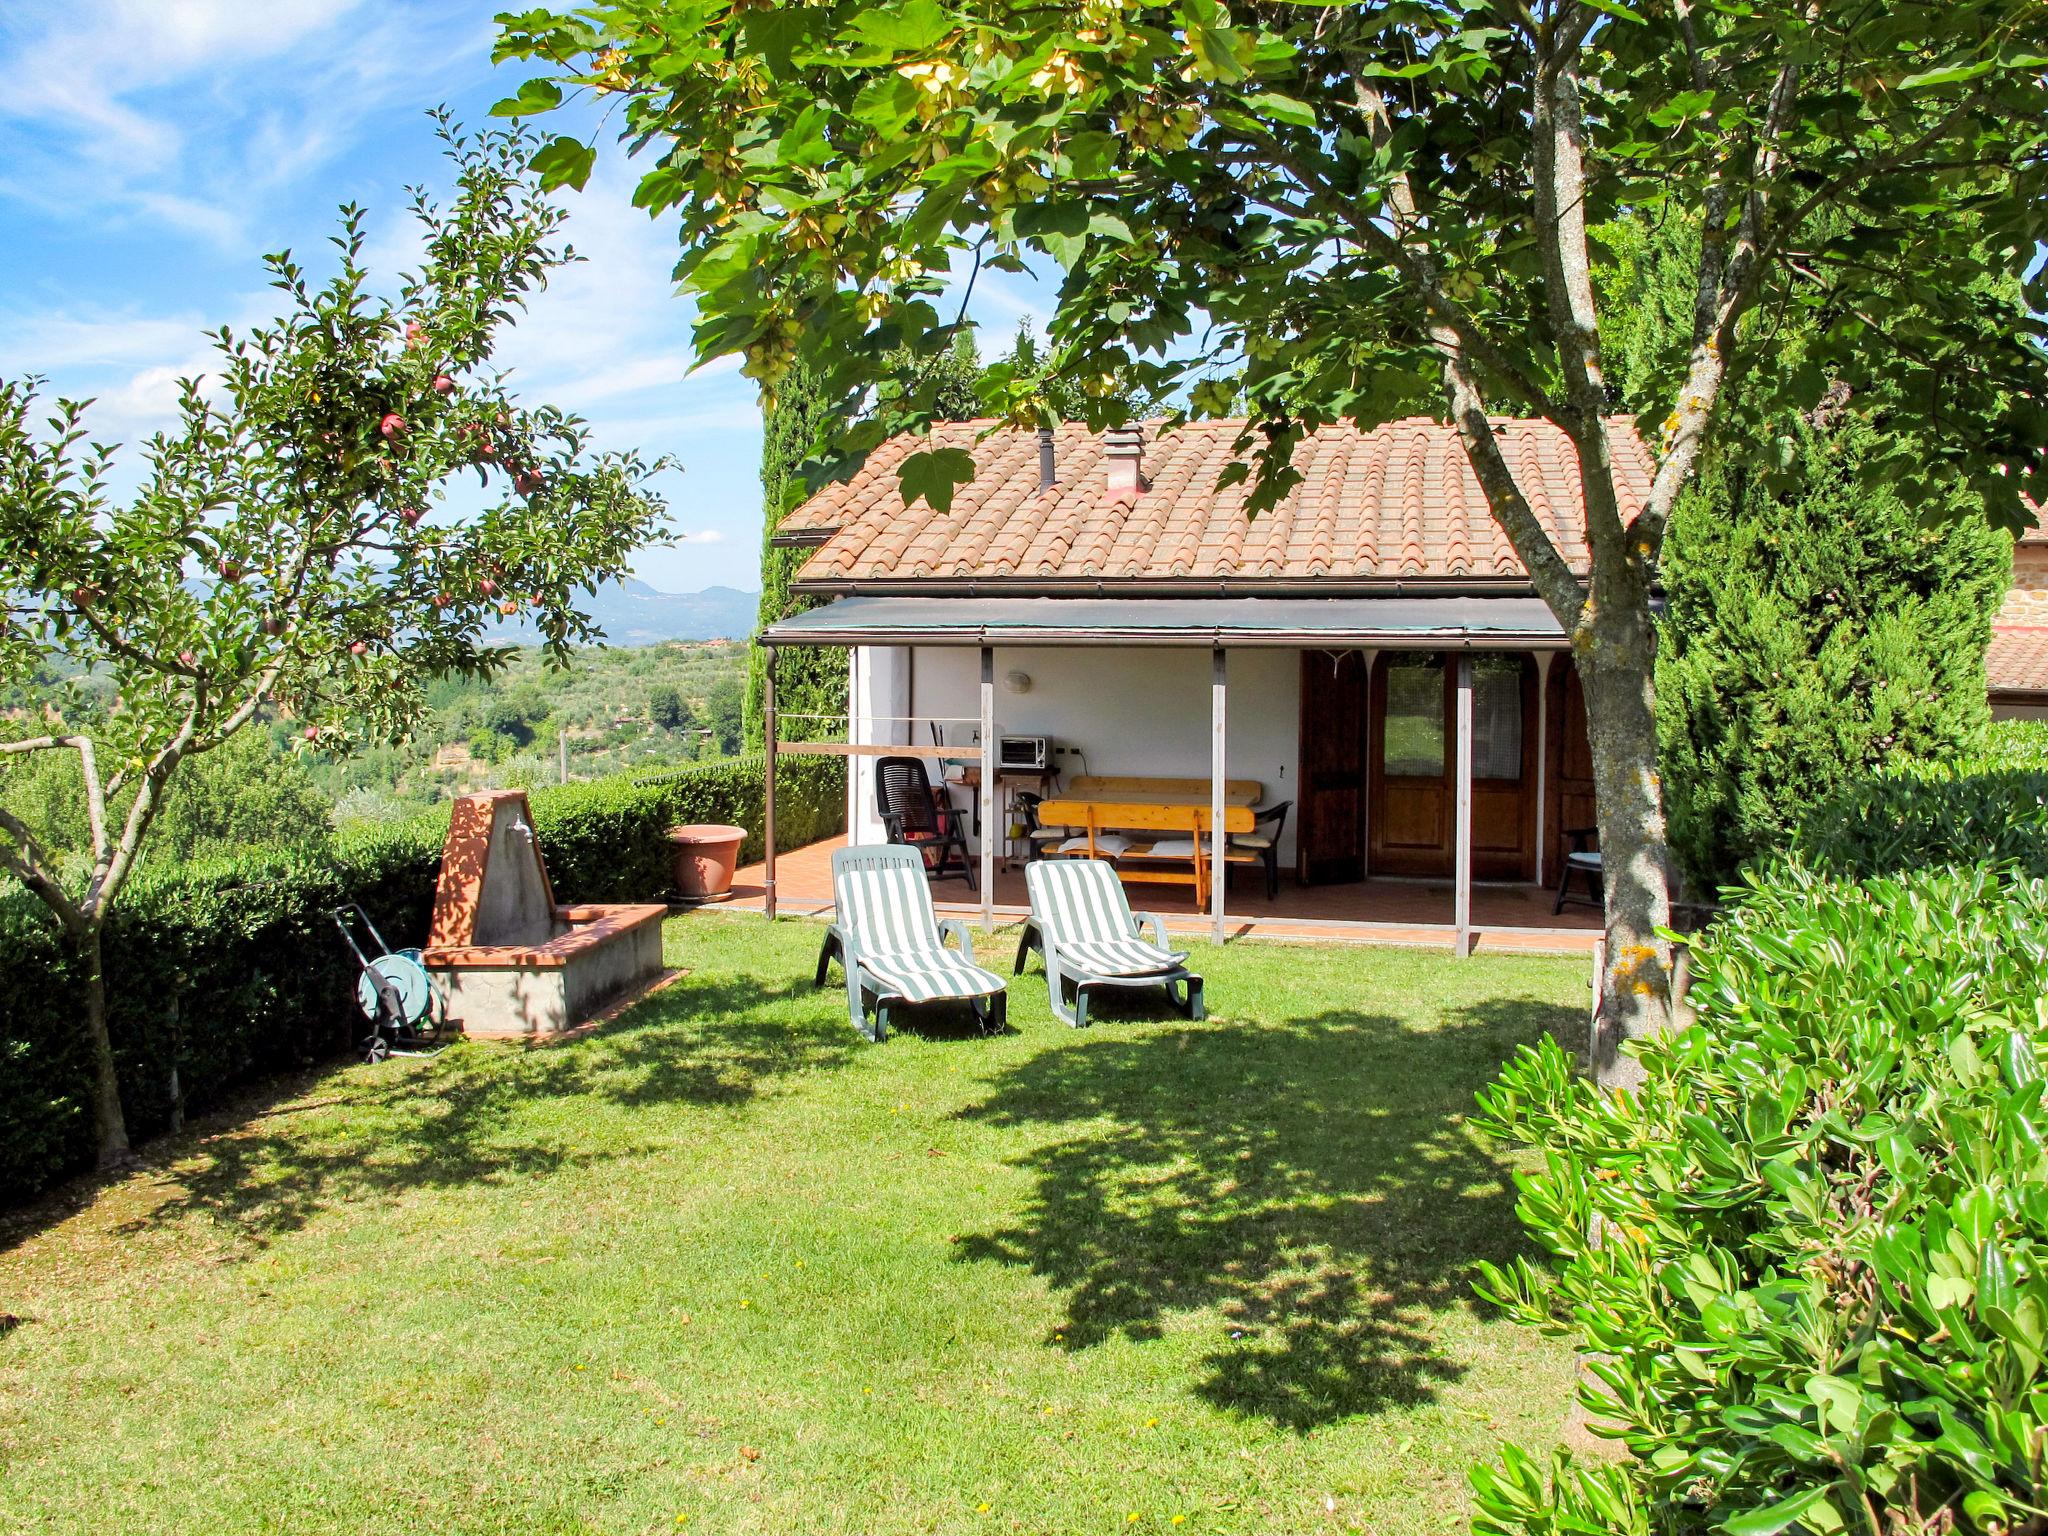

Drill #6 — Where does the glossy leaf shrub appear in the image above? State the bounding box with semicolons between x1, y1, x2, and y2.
1471;865;2048;1535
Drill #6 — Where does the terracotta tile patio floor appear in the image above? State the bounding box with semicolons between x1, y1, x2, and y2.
721;835;1603;956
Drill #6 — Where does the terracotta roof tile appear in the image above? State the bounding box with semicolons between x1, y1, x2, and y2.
789;417;1653;586
1989;626;2048;697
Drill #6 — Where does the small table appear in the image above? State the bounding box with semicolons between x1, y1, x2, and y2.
951;764;1059;867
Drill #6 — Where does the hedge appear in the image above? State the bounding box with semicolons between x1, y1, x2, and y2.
0;752;843;1209
1473;862;2048;1534
1789;718;2048;882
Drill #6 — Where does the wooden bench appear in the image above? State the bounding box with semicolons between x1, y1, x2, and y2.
1065;775;1262;808
1034;798;1255;907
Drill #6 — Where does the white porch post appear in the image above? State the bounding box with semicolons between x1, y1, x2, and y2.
763;646;778;922
1454;652;1474;957
1359;647;1377;879
1211;646;1227;945
1533;651;1554;888
844;646;861;839
979;645;996;932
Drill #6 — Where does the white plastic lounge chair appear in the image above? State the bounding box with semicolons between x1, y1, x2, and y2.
1013;859;1204;1028
814;845;1007;1041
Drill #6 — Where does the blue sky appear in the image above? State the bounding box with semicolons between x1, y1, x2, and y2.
0;1;1051;595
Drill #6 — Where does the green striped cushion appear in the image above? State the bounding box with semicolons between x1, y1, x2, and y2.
860;952;1004;1002
1027;860;1188;976
834;853;1001;1002
1062;938;1186;977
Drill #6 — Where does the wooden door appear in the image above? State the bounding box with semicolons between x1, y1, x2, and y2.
1469;654;1537;881
1369;651;1453;876
1545;658;1597;877
1297;651;1368;884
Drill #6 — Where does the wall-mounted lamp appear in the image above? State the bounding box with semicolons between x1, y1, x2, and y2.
1003;669;1033;695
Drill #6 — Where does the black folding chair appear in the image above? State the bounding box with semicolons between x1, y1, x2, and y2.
877;755;976;889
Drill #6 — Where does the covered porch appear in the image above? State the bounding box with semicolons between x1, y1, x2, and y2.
760;595;1604;953
726;833;1601;954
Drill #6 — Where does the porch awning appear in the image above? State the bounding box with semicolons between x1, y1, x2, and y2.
760;594;1568;648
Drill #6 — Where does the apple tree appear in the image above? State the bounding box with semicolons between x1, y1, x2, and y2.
0;117;668;1167
494;0;2046;1081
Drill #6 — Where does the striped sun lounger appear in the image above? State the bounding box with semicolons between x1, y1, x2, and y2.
1014;859;1204;1029
814;845;1007;1041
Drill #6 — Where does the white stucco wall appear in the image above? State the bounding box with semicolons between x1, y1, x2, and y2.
899;644;1304;866
848;645;912;843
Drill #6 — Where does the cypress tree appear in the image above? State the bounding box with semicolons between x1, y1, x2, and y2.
743;365;843;749
741;333;989;748
1656;418;2008;892
1597;212;2011;893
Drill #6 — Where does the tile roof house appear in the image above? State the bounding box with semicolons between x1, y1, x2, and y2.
759;417;2042;942
763;417;1642;947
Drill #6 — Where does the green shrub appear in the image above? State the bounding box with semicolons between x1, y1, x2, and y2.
0;828;440;1209
1470;863;2048;1535
0;754;843;1208
529;752;842;901
1790;727;2048;882
1986;718;2048;769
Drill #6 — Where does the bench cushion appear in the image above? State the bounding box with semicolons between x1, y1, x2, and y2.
1056;833;1133;855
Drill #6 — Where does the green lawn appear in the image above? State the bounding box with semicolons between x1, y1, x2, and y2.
0;915;1588;1535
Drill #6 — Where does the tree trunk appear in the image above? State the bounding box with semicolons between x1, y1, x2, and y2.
75;923;132;1168
1574;575;1676;1090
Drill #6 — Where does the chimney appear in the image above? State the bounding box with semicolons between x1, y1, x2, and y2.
1103;425;1146;497
1038;427;1057;492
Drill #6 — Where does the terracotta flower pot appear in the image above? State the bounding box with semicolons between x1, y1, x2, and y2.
666;824;746;903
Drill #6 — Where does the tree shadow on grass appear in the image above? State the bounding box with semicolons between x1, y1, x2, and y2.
951;993;1578;1431
94;968;857;1249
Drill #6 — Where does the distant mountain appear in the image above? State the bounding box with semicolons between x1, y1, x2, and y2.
490;580;760;647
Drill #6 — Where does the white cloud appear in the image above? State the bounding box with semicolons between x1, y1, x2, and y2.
0;0;362;167
0;0;482;248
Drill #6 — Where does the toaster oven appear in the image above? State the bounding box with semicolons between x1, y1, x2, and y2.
998;735;1052;772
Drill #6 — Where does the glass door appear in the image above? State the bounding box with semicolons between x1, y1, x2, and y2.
1369;652;1452;876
